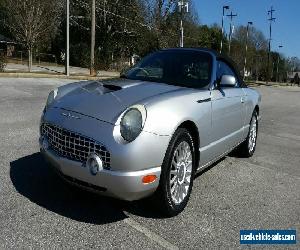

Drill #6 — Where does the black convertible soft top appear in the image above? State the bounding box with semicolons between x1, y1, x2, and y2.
161;47;247;88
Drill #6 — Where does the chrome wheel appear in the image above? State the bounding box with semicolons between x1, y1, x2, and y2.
169;141;193;205
248;115;257;152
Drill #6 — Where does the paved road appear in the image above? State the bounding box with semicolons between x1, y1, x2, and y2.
0;78;299;249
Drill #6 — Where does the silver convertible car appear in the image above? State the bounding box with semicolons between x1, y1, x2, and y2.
40;48;261;216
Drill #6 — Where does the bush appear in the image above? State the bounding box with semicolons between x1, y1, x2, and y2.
70;43;90;68
0;53;7;72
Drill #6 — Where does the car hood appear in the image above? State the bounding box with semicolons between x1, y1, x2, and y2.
53;79;183;124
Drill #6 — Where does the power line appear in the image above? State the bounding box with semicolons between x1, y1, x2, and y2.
95;5;201;42
72;0;200;43
72;0;151;29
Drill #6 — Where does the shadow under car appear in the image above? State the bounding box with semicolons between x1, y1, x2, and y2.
10;152;220;221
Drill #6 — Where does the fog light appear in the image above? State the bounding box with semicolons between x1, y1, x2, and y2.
42;137;49;150
142;175;157;184
86;153;103;175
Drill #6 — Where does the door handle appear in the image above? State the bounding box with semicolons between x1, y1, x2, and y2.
241;97;245;103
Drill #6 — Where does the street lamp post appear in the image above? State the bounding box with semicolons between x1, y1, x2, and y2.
243;21;253;80
276;45;283;82
220;5;230;54
178;0;189;47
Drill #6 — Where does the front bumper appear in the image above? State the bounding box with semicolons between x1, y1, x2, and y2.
41;146;161;201
39;107;171;201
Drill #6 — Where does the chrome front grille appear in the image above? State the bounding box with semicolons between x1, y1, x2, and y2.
41;123;111;169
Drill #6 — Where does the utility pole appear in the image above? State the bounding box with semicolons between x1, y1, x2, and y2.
276;45;283;82
267;6;276;83
65;0;70;76
227;11;237;55
178;0;189;48
220;5;230;54
243;22;253;80
90;0;96;76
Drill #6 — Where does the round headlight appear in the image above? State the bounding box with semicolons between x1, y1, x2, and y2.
46;89;58;108
120;108;143;142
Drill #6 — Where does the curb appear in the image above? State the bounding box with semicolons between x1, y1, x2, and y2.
246;82;296;88
0;72;118;80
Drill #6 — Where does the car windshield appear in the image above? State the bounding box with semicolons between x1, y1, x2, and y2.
122;50;212;88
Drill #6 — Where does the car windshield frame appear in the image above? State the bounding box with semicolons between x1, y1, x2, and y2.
121;50;213;89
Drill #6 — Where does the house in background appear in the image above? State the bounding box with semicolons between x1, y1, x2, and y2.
0;34;17;57
287;71;300;84
287;71;300;80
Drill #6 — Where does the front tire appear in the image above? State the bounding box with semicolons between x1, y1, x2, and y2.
236;110;258;157
155;128;196;217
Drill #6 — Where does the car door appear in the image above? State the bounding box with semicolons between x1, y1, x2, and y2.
209;60;246;160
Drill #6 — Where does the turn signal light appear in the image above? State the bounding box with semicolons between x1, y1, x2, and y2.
142;175;157;184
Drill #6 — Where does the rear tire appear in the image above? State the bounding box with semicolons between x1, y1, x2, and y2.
236;111;258;157
155;128;196;217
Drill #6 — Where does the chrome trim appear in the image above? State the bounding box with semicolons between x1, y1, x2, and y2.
61;112;81;120
41;123;111;169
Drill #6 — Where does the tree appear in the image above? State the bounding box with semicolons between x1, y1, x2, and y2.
0;1;12;39
231;25;269;79
142;0;200;48
94;0;149;68
143;0;178;48
4;0;62;71
294;73;300;85
64;0;150;69
0;52;6;72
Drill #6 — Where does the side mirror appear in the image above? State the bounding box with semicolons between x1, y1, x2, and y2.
220;75;237;87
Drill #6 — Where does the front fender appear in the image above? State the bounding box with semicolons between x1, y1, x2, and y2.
243;88;261;125
143;91;212;149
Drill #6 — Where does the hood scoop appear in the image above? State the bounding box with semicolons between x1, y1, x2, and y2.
81;81;122;95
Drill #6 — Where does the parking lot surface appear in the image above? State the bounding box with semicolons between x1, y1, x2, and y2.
0;78;299;249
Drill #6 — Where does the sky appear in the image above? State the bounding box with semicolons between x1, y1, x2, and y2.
194;0;300;59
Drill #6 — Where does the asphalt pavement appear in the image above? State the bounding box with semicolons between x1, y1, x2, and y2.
0;78;299;249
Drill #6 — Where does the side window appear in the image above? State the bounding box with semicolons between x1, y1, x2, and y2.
181;60;210;85
216;61;239;87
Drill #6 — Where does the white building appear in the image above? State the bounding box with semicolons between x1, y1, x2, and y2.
287;71;300;80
